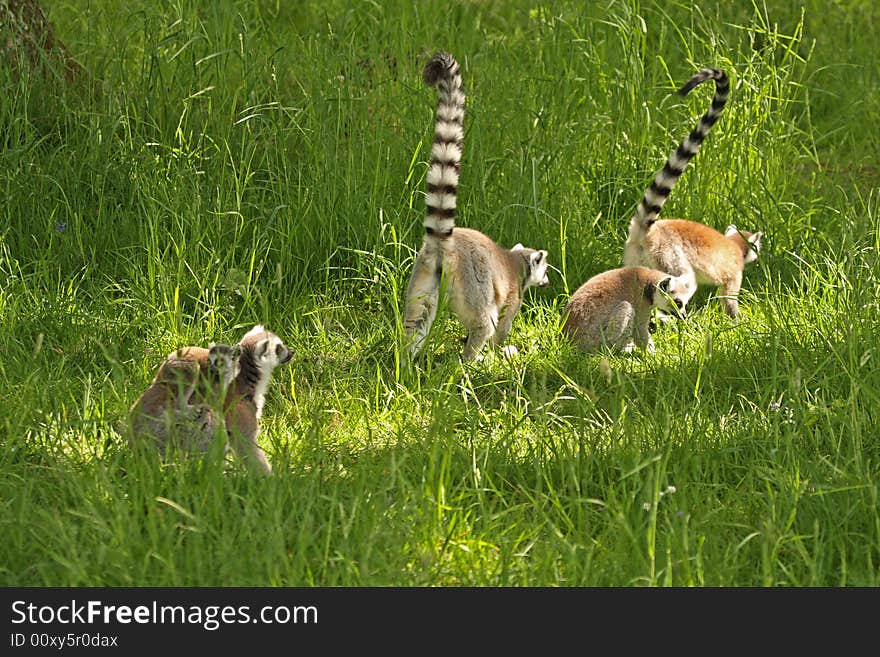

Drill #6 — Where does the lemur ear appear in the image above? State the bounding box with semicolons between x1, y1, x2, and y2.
658;277;672;293
257;339;269;357
208;341;217;348
242;324;266;340
511;243;525;251
725;225;739;237
530;250;545;266
749;231;763;243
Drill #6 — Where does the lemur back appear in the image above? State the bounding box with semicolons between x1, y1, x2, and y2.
403;52;550;361
563;266;690;354
127;343;241;453
623;68;762;318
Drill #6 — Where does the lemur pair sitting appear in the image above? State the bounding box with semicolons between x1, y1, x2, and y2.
402;53;761;359
127;325;291;474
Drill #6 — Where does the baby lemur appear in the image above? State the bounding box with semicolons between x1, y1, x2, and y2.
127;342;241;454
562;266;689;354
403;51;550;361
623;67;762;318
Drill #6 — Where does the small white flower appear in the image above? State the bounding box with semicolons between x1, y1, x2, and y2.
642;502;651;511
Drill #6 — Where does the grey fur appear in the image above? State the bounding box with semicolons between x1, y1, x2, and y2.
403;52;550;361
197;325;293;475
127;343;241;455
563;267;688;354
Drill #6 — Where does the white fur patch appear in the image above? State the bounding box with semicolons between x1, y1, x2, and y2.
251;336;285;419
434;120;462;142
643;189;664;206
426;164;459;188
654;169;677;188
436;103;464;123
242;324;266;340
682;136;702;155
431;141;461;164
439;90;465;107
424;217;455;233
668;151;690;171
425;192;457;210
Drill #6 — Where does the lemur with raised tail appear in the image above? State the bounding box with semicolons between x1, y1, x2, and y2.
623;67;762;318
403;52;550;361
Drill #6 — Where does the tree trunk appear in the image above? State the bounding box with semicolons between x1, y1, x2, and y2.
1;0;81;81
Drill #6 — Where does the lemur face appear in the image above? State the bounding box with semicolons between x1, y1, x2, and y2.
512;244;551;289
239;325;293;371
656;276;691;319
207;343;242;388
254;335;293;369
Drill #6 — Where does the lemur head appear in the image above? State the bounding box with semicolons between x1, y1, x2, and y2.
237;325;292;415
652;275;691;319
207;343;242;389
239;325;293;372
725;225;763;265
511;244;550;289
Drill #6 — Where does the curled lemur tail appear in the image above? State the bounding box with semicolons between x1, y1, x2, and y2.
634;68;730;230
423;52;464;239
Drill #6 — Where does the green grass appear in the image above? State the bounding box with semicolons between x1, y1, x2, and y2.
0;0;878;586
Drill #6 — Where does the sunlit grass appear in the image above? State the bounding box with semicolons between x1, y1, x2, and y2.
0;0;877;586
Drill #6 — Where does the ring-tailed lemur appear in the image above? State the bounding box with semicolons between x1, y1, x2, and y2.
403;52;550;361
127;342;241;453
562;266;689;354
623;68;762;318
219;324;292;475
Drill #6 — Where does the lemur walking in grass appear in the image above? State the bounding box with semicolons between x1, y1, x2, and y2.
623;67;762;318
403;51;550;361
562;266;690;354
127;343;241;454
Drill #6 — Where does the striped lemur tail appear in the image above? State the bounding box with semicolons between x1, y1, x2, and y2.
423;52;464;240
632;68;729;231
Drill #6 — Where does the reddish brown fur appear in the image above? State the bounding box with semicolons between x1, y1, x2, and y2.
223;397;267;473
623;67;761;318
625;218;761;317
649;220;745;286
128;347;225;451
214;326;292;474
